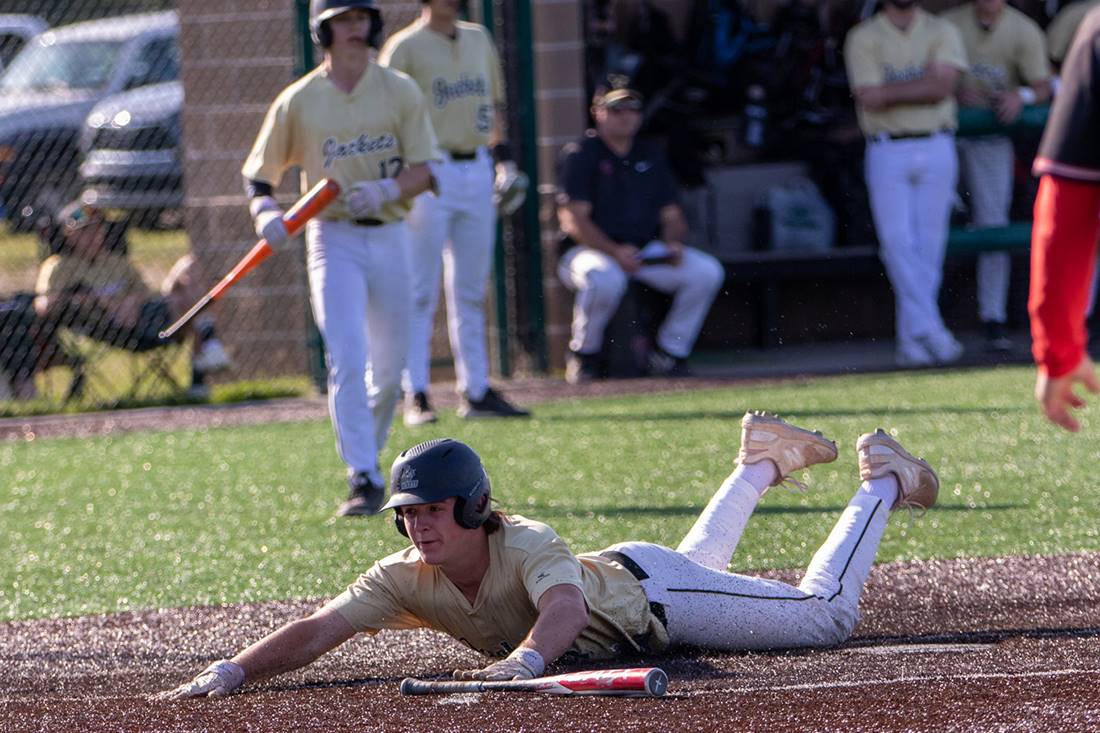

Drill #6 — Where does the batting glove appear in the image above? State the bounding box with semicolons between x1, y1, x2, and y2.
249;196;289;250
493;161;529;216
347;178;401;218
454;647;545;681
153;659;245;700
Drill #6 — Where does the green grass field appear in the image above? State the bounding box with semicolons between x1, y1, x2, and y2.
4;365;1098;622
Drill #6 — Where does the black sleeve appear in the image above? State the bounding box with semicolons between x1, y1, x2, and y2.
1036;8;1100;179
244;177;274;199
556;140;595;205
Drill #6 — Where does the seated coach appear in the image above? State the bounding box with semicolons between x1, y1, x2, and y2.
554;80;724;384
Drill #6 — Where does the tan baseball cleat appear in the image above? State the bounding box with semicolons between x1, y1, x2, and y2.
738;411;838;487
856;429;939;511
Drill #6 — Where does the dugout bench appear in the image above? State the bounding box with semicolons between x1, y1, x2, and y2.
598;222;1033;374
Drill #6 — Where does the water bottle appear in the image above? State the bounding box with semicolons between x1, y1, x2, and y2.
742;84;768;149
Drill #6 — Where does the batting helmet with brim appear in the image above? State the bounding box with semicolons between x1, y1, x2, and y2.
384;438;492;536
310;0;384;49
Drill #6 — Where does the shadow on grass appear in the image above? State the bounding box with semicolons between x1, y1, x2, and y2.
537;405;1029;423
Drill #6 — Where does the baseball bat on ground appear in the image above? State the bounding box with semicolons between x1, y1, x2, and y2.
158;178;342;340
399;667;668;697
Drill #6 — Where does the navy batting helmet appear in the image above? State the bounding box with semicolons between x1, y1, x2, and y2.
310;0;384;49
383;438;492;537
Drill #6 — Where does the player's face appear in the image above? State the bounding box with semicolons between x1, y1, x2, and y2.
65;217;108;258
328;9;373;48
400;498;470;564
885;0;918;8
426;0;462;21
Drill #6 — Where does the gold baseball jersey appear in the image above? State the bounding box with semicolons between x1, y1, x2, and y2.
326;514;669;661
943;3;1050;102
241;63;439;223
36;253;151;302
1047;0;1100;64
378;19;504;153
844;9;968;135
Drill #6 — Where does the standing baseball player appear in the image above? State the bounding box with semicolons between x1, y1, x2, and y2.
379;0;529;425
1029;5;1100;431
1047;0;1099;70
944;0;1051;354
844;0;969;367
158;413;939;698
242;0;439;515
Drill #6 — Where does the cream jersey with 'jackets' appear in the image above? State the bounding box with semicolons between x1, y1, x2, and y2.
943;3;1050;102
325;514;669;661
242;63;440;223
378;19;504;153
844;9;968;136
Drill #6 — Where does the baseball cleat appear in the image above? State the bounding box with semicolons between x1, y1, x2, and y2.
404;391;438;426
856;429;939;511
337;471;386;517
458;388;530;419
738;410;838;487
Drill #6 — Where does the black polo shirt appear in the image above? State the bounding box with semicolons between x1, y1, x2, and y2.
1034;6;1100;183
556;131;679;256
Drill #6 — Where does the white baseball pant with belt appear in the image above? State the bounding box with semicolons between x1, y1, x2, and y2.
957;135;1015;324
557;245;725;358
403;148;496;401
604;472;891;650
306;219;411;485
865;132;959;362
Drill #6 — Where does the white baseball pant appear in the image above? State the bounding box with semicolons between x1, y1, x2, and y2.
865;133;958;361
605;474;891;650
958;136;1015;323
557;245;725;358
403;149;496;401
306;219;411;485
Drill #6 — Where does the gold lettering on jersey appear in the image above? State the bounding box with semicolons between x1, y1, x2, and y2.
431;74;488;109
322;133;398;169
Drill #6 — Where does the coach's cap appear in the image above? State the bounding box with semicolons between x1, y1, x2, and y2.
57;192;126;232
593;74;643;110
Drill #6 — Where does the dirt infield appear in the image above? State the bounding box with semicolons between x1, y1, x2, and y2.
4;552;1099;732
5;379;1100;731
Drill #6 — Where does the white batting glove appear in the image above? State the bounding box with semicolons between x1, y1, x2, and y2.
249;196;289;250
453;647;545;681
347;178;401;218
153;659;245;701
493;161;529;216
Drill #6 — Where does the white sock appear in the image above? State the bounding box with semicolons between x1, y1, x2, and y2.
734;460;778;497
860;476;899;507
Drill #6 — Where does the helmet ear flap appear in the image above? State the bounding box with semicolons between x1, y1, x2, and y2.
454;474;492;529
394;510;409;537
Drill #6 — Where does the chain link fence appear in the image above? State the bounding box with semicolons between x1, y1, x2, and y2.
0;1;438;414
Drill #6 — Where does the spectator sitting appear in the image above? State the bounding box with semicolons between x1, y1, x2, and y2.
33;197;233;400
555;81;725;384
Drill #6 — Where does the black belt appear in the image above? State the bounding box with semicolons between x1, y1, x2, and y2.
600;550;668;631
353;218;385;227
869;128;953;142
447;150;478;161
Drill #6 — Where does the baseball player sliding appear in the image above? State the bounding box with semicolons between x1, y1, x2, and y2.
379;0;529;425
242;0;440;516
157;413;939;698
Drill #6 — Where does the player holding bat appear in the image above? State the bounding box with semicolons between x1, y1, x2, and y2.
157;412;939;699
242;0;440;516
